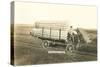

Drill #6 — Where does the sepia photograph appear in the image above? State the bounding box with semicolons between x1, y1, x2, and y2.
11;1;97;66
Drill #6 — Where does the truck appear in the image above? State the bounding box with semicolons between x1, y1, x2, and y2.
30;22;91;52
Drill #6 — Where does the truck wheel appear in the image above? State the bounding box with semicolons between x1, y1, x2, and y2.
66;45;74;53
42;40;49;49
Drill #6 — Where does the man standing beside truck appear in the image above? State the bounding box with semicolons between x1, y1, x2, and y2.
67;26;77;43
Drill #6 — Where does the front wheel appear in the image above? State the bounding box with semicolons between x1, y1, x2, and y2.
65;44;74;53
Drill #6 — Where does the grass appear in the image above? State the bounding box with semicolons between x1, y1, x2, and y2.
11;24;97;65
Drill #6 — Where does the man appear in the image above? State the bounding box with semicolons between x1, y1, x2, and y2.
67;26;77;43
68;26;73;35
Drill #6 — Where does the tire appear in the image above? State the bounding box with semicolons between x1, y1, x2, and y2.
65;44;74;53
42;40;50;49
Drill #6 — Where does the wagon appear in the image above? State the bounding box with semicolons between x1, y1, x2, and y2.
30;28;83;52
30;22;91;52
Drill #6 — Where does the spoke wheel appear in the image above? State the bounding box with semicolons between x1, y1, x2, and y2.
42;40;49;49
66;44;74;53
68;46;74;52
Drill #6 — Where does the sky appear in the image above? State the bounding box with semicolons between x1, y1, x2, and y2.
14;1;97;29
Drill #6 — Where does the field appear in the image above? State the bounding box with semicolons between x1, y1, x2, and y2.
11;24;97;66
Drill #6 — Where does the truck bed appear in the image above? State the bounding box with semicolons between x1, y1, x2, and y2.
38;37;66;43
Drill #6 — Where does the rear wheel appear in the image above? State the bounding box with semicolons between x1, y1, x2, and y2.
42;40;50;49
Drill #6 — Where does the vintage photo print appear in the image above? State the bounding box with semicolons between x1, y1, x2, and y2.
11;1;97;66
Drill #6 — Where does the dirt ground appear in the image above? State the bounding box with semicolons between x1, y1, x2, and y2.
11;24;97;66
